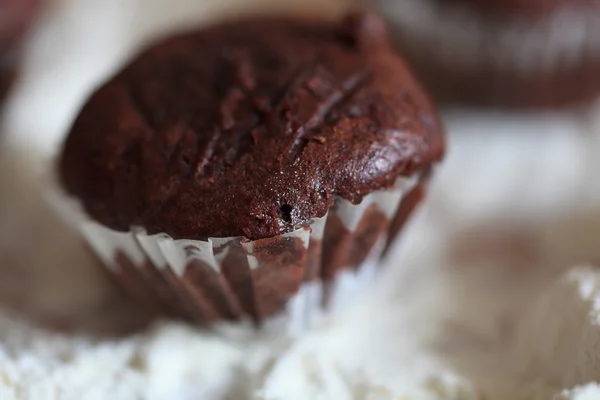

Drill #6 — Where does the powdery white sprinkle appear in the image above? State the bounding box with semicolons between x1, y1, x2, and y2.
555;383;600;400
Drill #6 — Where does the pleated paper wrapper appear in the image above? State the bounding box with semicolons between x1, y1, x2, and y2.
49;175;425;333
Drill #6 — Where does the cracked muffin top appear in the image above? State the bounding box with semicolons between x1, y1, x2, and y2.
59;12;444;240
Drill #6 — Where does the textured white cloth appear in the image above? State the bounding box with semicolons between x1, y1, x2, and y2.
2;0;600;399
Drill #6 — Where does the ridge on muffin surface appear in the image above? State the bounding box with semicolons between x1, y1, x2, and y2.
59;12;444;240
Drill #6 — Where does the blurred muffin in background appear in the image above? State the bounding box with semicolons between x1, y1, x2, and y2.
453;0;595;15
0;0;41;103
364;0;600;109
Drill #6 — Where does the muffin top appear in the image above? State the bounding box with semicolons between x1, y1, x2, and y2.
59;12;444;240
450;0;595;15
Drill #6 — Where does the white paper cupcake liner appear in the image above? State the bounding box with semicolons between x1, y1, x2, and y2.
48;174;423;332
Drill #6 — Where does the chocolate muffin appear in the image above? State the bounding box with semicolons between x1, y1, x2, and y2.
367;0;600;108
56;12;444;327
0;0;41;103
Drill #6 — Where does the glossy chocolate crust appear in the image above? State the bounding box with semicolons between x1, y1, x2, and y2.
59;12;444;241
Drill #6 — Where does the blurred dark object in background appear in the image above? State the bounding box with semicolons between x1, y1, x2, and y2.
451;0;595;16
367;0;600;109
0;0;41;103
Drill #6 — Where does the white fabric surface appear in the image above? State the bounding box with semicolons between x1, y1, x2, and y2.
1;0;600;399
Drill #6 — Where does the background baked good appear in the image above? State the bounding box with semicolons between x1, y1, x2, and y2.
367;0;600;108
